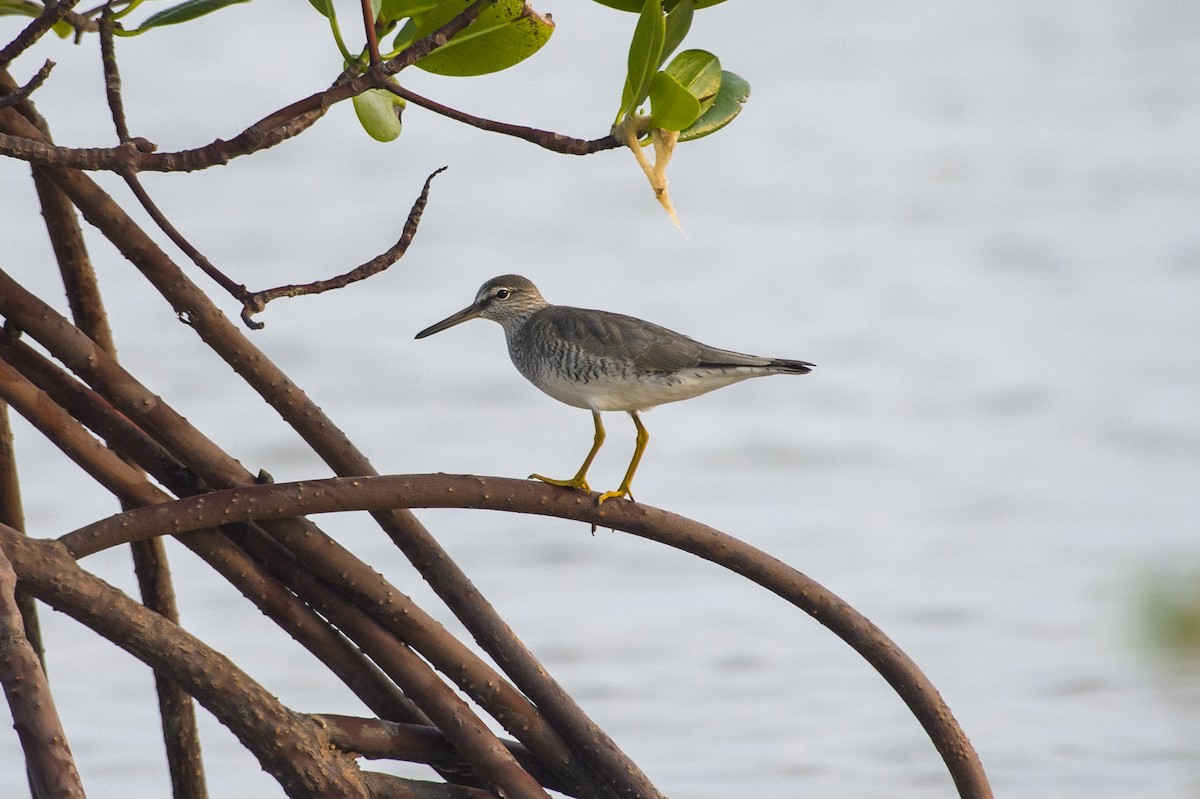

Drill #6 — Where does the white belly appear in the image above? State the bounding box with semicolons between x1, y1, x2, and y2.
531;368;760;412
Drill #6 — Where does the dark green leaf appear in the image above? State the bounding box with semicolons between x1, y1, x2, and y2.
648;70;701;131
130;0;251;31
679;69;749;141
353;88;404;141
619;0;665;119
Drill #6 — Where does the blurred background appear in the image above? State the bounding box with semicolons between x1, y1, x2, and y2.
2;0;1199;796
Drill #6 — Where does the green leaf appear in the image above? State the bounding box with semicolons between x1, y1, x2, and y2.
380;0;439;22
591;0;726;11
619;0;665;119
305;0;332;19
648;70;701;131
353;88;405;142
0;1;43;19
129;0;251;31
391;17;417;50
52;18;74;36
679;69;749;141
663;48;721;115
660;0;692;66
396;0;554;77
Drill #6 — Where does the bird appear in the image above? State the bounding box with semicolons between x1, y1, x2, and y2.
415;275;814;504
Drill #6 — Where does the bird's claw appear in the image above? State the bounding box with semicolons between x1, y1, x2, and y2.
530;474;635;505
597;486;634;505
529;473;591;494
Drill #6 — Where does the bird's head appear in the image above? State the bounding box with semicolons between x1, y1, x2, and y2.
415;275;548;338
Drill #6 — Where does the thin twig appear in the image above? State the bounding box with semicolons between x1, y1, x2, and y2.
118;162;443;330
0;89;619;171
240;166;446;328
99;5;131;143
0;60;54;111
388;84;622;156
120;170;251;299
0;0;82;67
95;22;241;301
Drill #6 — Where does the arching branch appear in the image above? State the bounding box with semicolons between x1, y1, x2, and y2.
61;473;994;799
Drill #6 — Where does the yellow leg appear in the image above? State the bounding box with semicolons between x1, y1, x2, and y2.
531;410;605;494
598;411;648;504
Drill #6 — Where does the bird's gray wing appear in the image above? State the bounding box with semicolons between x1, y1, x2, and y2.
540;306;761;372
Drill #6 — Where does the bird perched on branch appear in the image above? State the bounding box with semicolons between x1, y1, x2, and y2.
416;275;814;504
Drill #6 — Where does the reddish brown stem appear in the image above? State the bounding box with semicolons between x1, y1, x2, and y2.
0;545;86;799
1;526;372;799
359;0;381;67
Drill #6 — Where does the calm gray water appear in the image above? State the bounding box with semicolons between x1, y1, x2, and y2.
3;1;1199;797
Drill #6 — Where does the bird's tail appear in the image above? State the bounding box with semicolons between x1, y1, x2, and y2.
768;358;815;374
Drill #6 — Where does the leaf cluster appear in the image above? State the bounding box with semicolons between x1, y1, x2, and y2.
616;0;747;141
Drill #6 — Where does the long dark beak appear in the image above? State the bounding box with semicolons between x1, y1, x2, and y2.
415;302;483;339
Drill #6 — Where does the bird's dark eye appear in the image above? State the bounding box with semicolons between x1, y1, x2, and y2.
495;288;511;300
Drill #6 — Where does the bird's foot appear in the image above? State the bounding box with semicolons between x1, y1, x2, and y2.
529;473;591;493
597;486;635;505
